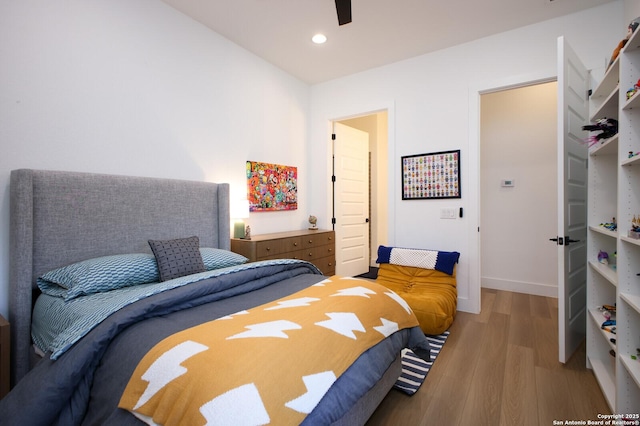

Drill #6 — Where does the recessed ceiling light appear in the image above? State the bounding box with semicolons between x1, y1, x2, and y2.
312;34;327;44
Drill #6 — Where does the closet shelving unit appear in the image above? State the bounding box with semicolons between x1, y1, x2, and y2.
587;27;640;413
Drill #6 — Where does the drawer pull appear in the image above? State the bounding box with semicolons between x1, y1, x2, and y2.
328;248;333;253
308;239;313;244
266;247;271;251
308;252;313;257
294;242;298;246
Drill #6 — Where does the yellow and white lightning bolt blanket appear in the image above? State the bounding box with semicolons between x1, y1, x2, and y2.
119;276;419;425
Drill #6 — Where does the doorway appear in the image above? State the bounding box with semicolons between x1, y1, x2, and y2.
333;111;389;277
480;82;559;297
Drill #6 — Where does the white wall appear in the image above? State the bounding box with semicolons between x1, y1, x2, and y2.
0;0;311;318
480;83;558;297
0;1;627;319
309;1;625;313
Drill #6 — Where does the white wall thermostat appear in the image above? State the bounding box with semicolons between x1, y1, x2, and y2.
501;179;515;187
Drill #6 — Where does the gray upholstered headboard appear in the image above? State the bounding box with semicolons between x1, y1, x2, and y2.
9;169;230;386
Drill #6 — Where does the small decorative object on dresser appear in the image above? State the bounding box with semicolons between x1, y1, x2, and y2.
231;229;335;275
308;215;318;230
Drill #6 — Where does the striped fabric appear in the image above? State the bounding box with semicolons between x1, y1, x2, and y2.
393;331;450;395
32;259;321;359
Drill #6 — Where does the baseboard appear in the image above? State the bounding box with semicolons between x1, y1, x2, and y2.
481;277;557;298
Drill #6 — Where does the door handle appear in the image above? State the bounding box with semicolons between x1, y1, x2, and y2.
549;237;564;245
365;218;370;223
565;236;580;246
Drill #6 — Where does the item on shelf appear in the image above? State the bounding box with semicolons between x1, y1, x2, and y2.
582;118;618;147
629;215;640;238
602;319;616;328
600;304;617;313
607;17;640;70
599;217;617;232
628;151;640;158
598;250;609;265
627;79;640;100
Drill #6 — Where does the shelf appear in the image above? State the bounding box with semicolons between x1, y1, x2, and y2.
621;154;640;166
589;356;616;410
589;134;618;156
588;25;640;413
620;355;640;390
588;260;618;286
589;225;618;239
591;57;619;100
589;307;617;346
620;292;640;315
621;235;640;247
590;85;619;121
622;90;640;111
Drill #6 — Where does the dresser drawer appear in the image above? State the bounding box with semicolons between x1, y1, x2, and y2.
255;236;302;258
301;233;334;247
313;255;336;276
299;244;334;262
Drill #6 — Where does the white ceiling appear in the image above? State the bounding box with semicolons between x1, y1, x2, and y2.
160;0;616;84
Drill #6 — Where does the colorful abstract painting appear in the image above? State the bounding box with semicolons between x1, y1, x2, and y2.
401;150;460;199
246;161;298;211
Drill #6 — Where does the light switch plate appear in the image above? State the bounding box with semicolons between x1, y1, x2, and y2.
440;208;457;219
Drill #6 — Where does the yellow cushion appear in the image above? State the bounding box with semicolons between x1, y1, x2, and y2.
376;263;457;335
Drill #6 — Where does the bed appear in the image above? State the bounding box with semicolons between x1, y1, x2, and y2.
1;169;431;425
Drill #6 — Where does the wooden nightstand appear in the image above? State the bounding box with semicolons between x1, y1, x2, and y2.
231;229;335;276
0;314;9;398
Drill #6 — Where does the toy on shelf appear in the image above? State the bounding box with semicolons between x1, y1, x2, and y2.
597;251;616;270
582;118;618;147
598;250;609;265
627;79;640;100
600;217;617;232
629;215;640;239
607;17;640;71
629;151;640;158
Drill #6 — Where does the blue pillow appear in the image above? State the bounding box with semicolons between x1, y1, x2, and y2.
38;253;159;301
200;248;248;270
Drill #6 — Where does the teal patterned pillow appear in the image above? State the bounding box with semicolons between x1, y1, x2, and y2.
38;253;160;301
200;248;248;270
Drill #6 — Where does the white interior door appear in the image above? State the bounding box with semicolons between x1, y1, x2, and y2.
333;122;370;277
556;36;589;363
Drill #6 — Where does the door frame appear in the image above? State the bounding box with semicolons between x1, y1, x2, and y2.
332;121;371;276
468;71;557;314
327;102;395;270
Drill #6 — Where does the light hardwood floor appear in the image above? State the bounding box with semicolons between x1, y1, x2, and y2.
367;288;611;425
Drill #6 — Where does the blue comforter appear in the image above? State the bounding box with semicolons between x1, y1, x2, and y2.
0;262;430;426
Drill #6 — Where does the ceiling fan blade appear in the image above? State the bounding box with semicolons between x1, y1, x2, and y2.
334;0;352;25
